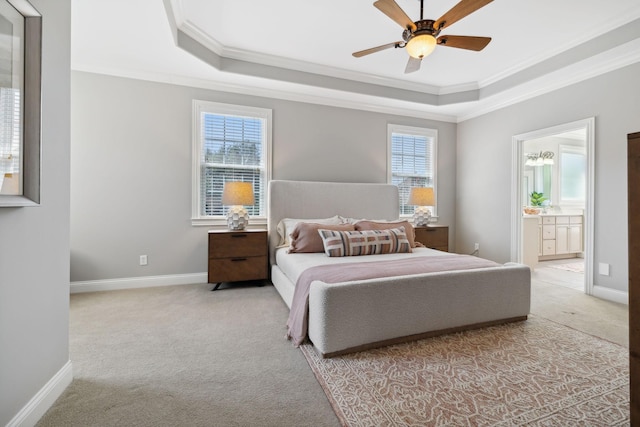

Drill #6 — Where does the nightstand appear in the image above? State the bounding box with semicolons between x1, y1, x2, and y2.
208;229;268;291
413;225;449;252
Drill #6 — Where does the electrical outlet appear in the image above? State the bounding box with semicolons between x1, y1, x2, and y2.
139;255;148;266
474;243;480;251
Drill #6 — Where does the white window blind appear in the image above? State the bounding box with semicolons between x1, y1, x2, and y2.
387;124;437;216
192;101;271;224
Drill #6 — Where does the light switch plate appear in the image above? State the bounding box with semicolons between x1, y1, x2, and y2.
598;262;610;276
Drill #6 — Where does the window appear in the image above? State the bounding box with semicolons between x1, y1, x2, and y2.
387;124;437;216
192;100;272;225
559;144;586;206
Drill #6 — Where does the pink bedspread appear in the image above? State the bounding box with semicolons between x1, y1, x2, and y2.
285;254;500;346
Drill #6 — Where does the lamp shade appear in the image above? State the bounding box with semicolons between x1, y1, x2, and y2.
408;187;435;206
222;182;254;206
0;173;19;195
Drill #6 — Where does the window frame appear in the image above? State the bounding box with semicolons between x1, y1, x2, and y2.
387;124;438;219
191;100;272;226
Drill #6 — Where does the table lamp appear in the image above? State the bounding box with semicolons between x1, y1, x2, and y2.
408;187;434;226
222;182;254;230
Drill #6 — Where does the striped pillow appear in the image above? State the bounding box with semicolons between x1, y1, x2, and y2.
354;220;418;248
318;227;412;257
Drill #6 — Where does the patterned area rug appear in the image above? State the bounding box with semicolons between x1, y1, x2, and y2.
548;261;584;273
301;317;629;426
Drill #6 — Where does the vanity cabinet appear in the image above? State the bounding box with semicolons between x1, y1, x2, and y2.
541;217;557;256
538;214;583;260
556;216;583;255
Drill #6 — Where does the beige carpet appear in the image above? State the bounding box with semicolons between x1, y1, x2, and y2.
301;316;629;427
37;283;340;427
35;281;628;426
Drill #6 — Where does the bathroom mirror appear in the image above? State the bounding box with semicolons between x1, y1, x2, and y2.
522;156;553;207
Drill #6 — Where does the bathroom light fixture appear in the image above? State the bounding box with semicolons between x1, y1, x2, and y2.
525;151;554;167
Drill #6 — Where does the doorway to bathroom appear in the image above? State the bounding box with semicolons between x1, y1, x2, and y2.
511;118;594;294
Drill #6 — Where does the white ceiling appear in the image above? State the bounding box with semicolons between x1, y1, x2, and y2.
71;0;640;121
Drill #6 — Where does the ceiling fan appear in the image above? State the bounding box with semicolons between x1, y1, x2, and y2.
353;0;493;73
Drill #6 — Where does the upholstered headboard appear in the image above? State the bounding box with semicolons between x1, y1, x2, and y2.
267;180;400;264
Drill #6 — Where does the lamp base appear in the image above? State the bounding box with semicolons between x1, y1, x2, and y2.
227;206;249;230
413;206;431;226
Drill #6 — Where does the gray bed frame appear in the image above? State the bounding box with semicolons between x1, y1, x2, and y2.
268;180;531;357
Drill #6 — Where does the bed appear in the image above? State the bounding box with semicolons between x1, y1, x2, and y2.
268;180;531;357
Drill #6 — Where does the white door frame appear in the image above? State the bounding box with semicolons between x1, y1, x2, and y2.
510;117;595;294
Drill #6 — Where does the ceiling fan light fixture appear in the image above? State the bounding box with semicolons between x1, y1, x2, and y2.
406;33;436;59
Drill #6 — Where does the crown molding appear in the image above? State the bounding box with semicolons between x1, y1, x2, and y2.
82;1;640;124
480;9;640;88
458;37;640;122
177;18;225;56
178;18;446;96
177;15;480;99
167;1;640;101
71;64;459;123
72;27;640;125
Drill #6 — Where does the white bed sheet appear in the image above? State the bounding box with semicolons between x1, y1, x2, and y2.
275;246;451;286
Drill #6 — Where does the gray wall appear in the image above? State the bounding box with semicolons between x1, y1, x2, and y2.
457;62;640;293
0;0;71;424
70;72;457;282
72;61;638;292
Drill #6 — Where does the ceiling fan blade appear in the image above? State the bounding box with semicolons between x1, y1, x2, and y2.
437;35;491;51
404;56;422;74
374;0;417;31
434;0;493;31
353;41;402;58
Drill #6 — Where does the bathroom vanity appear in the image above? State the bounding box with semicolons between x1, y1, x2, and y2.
522;212;584;268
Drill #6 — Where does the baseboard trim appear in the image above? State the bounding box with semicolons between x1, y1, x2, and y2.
7;360;73;427
592;285;628;305
70;272;208;294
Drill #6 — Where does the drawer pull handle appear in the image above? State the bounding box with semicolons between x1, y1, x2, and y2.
231;234;247;238
231;258;247;262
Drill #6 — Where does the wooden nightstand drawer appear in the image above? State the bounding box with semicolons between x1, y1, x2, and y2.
208;229;268;290
208;256;268;283
209;231;266;258
414;225;449;252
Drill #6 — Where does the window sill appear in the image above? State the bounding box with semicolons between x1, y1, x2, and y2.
191;217;268;228
400;215;440;223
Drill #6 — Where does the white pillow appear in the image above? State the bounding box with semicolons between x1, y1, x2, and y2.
276;215;343;247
